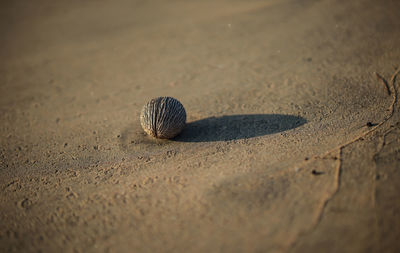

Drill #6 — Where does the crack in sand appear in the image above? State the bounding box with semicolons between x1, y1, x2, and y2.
312;67;399;161
375;72;391;96
312;149;342;226
286;67;400;252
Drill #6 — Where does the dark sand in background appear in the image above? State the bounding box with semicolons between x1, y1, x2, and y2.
1;0;400;252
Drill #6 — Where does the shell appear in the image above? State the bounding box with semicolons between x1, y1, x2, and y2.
140;97;186;139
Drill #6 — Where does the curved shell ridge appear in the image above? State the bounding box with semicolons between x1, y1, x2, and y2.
156;97;170;137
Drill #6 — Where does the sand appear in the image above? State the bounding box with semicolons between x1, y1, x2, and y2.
1;0;400;252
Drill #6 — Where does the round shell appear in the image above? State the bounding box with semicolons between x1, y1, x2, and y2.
140;97;186;139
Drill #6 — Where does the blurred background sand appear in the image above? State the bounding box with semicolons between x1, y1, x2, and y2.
1;0;400;252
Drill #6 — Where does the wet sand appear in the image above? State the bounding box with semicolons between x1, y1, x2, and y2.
1;0;400;252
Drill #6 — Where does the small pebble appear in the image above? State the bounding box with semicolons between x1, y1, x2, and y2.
140;97;186;139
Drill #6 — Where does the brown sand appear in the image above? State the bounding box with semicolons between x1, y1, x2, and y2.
1;0;400;252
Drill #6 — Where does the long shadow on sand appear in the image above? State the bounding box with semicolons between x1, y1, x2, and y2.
174;114;306;142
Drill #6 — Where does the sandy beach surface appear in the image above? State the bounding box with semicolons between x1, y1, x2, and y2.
1;0;400;252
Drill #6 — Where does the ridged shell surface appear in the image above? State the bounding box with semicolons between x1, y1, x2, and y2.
140;97;186;139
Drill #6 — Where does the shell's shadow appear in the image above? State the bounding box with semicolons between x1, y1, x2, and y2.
174;114;306;142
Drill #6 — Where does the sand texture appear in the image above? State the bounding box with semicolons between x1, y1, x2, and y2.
1;0;400;252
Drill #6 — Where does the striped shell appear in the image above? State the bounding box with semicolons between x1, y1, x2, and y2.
140;97;186;139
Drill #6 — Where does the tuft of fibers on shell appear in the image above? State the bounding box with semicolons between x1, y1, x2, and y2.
140;97;186;139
